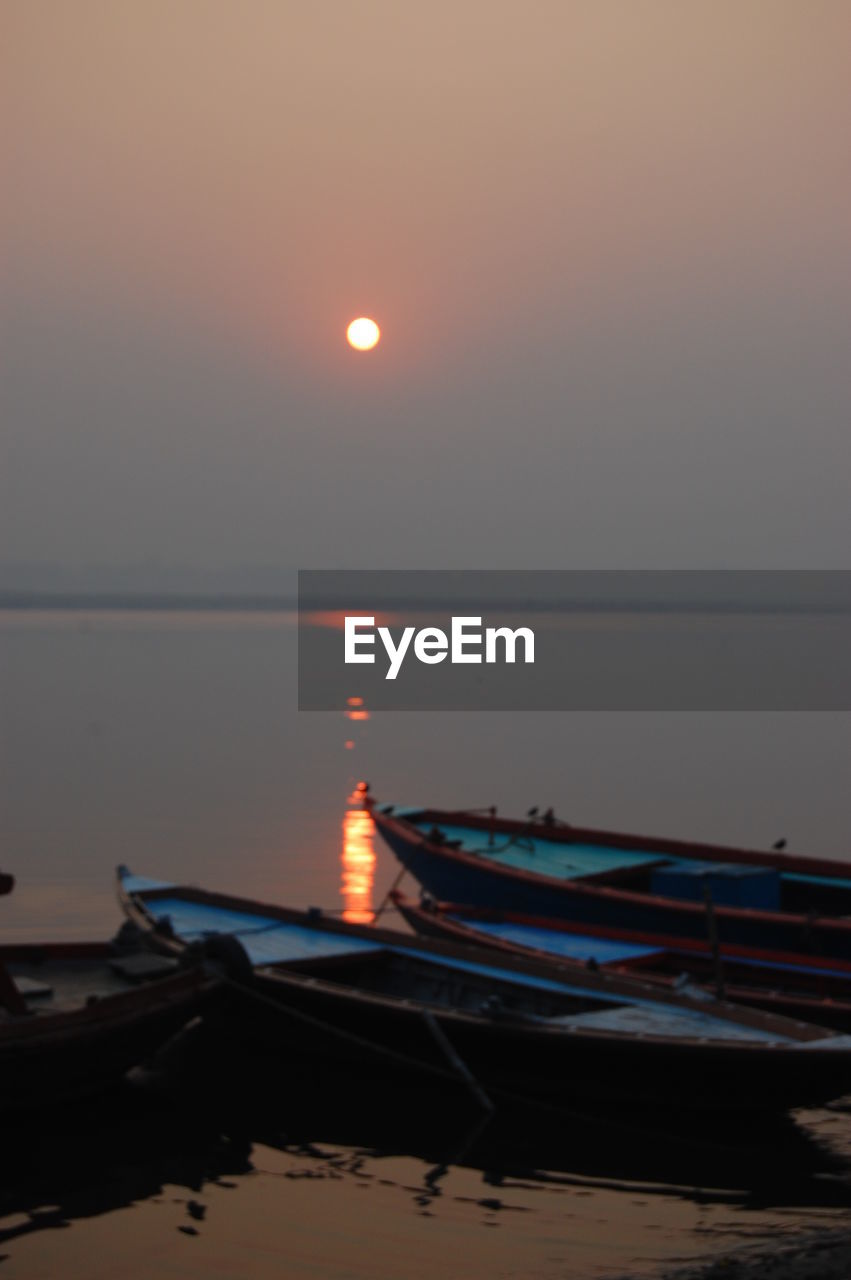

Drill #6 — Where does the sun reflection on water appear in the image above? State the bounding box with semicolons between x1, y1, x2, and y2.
341;785;376;924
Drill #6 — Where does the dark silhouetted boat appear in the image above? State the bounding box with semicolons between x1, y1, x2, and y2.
392;892;851;1030
0;930;217;1112
117;868;851;1116
369;798;851;961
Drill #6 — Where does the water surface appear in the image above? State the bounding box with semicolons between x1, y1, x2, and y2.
1;611;850;1278
2;610;848;938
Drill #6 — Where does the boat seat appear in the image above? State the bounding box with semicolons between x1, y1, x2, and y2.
13;976;54;999
109;953;180;982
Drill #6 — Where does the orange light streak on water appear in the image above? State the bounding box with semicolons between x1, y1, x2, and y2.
341;786;377;924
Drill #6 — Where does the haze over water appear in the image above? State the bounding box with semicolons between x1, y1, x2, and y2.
2;610;847;939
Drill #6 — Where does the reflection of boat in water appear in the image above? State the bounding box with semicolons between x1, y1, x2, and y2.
139;1024;851;1205
117;868;851;1116
369;798;851;959
2;1065;850;1259
392;893;851;1030
341;788;377;923
0;1087;253;1251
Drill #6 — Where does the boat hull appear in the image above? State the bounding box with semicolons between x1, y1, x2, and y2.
209;965;851;1115
374;809;851;961
0;948;216;1112
117;872;851;1116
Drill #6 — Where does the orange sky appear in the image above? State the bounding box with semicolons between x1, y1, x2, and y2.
2;2;850;571
7;4;849;367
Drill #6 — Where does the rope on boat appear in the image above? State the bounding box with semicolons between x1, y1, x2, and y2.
490;834;536;854
222;972;497;1114
372;863;409;923
220;975;488;1102
421;1008;494;1113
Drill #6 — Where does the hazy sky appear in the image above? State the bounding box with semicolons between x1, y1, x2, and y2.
3;1;850;579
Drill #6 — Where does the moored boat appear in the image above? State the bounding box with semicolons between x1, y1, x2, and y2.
369;798;851;961
392;892;851;1030
0;931;218;1111
117;867;851;1115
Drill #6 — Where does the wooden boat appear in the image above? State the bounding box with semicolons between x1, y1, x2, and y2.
392;892;851;1030
117;867;851;1115
0;933;218;1112
369;798;851;961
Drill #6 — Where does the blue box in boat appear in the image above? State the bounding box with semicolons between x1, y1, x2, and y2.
650;862;781;911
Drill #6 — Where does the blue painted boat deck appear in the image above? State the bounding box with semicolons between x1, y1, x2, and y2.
142;896;382;966
414;822;667;880
452;914;851;981
553;1004;784;1042
412;820;851;895
786;872;851;889
449;915;661;965
399;947;789;1042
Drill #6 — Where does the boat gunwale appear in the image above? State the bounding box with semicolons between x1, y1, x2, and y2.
250;961;851;1060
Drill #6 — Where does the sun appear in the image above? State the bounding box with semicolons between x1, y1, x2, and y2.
346;317;380;351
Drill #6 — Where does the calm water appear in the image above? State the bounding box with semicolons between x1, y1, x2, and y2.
2;611;850;1278
1;610;848;939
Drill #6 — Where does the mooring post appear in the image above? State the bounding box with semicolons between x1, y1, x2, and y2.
702;877;726;1000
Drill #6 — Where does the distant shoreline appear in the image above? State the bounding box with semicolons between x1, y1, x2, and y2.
0;592;848;615
0;592;298;612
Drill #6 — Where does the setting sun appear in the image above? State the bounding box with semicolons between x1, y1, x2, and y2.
346;317;380;351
